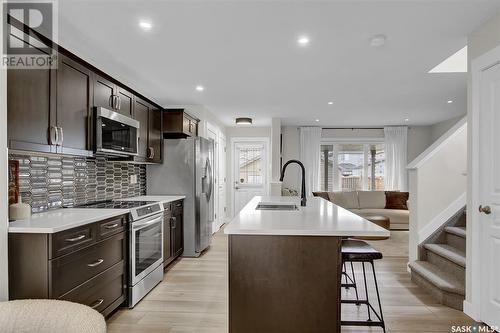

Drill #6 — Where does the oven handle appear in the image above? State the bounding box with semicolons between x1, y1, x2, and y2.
132;214;163;230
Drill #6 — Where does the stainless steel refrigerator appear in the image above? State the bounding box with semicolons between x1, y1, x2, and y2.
146;137;214;257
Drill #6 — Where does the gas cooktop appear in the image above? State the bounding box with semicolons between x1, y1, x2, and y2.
70;200;157;209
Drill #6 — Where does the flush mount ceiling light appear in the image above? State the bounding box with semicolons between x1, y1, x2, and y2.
429;46;467;73
297;36;310;46
235;117;252;125
370;34;387;47
195;85;204;92
139;20;153;31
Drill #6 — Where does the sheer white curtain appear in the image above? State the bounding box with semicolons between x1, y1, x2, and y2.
299;127;322;196
384;126;408;191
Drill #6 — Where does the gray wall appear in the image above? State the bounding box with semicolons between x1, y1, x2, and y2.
430;115;465;142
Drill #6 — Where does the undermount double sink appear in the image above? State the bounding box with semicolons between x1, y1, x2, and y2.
255;202;299;211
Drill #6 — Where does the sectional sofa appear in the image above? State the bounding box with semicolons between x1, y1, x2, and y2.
312;190;409;230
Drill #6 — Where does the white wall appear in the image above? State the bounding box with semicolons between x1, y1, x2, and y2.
430;115;464;142
0;2;9;301
465;11;500;320
281;126;435;192
407;120;467;263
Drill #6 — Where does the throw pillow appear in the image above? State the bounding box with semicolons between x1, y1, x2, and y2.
385;191;409;210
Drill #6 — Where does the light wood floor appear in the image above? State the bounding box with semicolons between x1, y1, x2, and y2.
107;231;478;332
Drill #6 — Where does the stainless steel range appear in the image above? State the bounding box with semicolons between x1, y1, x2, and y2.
71;200;164;307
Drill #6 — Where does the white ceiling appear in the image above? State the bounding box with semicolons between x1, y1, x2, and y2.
58;0;500;127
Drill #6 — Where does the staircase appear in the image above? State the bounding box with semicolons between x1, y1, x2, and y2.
408;209;466;310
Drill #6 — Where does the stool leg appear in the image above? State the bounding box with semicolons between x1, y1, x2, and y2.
342;262;348;288
350;261;360;304
370;261;386;333
362;262;371;321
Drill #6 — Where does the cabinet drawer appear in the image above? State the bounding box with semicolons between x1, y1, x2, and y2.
50;224;96;259
59;261;125;314
50;232;125;297
97;215;127;240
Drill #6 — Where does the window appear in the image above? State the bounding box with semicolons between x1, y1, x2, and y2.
238;146;263;185
320;142;385;191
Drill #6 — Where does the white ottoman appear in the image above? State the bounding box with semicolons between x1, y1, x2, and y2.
0;299;106;333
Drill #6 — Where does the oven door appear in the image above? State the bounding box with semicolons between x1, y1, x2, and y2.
130;213;164;286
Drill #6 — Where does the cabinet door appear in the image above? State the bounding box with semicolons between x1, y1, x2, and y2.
116;87;134;117
172;202;184;257
148;108;162;163
56;55;93;156
133;98;149;159
7;67;55;153
93;75;116;110
163;213;172;267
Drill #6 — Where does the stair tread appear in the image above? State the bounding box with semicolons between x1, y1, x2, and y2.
424;243;466;267
445;226;466;238
409;261;465;295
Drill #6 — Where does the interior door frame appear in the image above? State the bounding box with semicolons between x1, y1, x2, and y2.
467;43;500;321
206;122;219;233
230;137;270;218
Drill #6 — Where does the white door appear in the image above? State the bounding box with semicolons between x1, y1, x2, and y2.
233;141;268;215
206;125;219;234
218;135;227;227
478;60;500;328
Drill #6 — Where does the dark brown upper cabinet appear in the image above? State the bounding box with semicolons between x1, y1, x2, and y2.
134;98;149;159
148;108;162;164
93;76;133;117
134;98;162;163
7;34;56;153
56;55;93;156
163;109;199;138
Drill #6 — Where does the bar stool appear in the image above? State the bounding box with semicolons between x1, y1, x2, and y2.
341;239;386;333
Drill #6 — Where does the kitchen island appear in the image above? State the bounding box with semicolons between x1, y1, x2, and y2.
224;196;390;333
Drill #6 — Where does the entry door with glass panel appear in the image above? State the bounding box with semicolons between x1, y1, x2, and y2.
233;142;267;215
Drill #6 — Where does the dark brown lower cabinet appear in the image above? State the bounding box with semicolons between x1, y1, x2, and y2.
228;235;342;333
163;200;184;268
8;214;128;317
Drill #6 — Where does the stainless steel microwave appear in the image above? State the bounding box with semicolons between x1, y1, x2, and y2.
94;107;139;157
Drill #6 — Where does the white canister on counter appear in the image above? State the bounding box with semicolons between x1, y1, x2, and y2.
9;196;31;220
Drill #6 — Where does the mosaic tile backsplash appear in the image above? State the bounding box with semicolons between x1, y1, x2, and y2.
9;154;147;213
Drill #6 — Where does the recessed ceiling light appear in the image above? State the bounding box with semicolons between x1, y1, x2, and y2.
315;119;320;122
235;117;252;125
447;100;453;104
404;118;409;122
195;85;204;92
328;101;333;105
297;36;310;46
139;20;153;31
370;34;387;47
429;46;467;73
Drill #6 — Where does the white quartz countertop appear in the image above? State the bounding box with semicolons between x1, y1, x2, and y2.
224;196;391;237
8;208;130;234
8;195;186;234
121;195;186;203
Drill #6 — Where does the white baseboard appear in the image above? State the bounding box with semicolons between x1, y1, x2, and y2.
418;192;466;243
463;300;481;321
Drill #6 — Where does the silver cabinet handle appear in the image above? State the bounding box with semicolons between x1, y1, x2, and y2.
87;258;104;267
58;127;63;146
65;234;86;242
479;205;492;215
118;95;122;110
104;223;119;229
148;147;155;159
90;299;104;309
109;95;114;108
171;216;177;228
49;126;59;145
